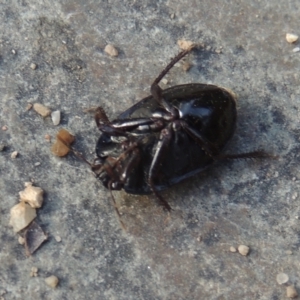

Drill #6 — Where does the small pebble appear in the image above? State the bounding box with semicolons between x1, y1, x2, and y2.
286;250;293;255
229;246;237;253
33;103;51;117
104;44;118;57
9;202;37;232
287;285;298;298
11;49;16;55
30;63;37;70
45;134;51;142
11;151;18;159
276;272;289;285
19;183;44;208
0;143;6;151
237;245;250;256
286;33;299;43
170;13;175;19
51;110;61;126
182;61;192;72
55;235;62;243
30;267;38;277
161;78;168;85
25;103;33;111
2;125;8;131
45;275;59;288
24;221;48;256
177;39;195;50
18;236;25;245
293;47;300;53
51;128;75;157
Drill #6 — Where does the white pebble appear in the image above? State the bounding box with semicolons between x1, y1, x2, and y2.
45;275;59;288
18;236;25;245
292;47;300;53
276;272;289;285
51;110;61;126
55;235;62;242
11;151;18;159
286;33;299;43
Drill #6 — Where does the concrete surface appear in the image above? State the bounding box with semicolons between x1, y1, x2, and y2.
1;0;300;299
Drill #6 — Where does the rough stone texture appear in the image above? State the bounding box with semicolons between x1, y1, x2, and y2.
0;1;300;299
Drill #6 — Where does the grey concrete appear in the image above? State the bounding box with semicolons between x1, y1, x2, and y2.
1;1;300;299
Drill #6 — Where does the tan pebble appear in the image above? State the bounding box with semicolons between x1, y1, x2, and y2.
51;128;75;157
18;236;25;245
286;33;299;43
276;272;289;285
238;245;250;256
25;103;33;111
11;151;18;159
104;44;118;57
19;185;44;208
30;63;37;70
33;103;51;117
229;246;237;253
182;61;192;72
2;125;8;131
287;285;298;298
9;202;37;232
286;250;293;255
177;39;195;50
45;275;59;288
293;47;300;53
30;267;38;277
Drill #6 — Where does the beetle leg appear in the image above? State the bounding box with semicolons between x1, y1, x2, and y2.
119;147;141;183
96;106;161;136
151;48;194;116
108;181;127;231
95;107;128;136
148;126;173;211
180;120;220;158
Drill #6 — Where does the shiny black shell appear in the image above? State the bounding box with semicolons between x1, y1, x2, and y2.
96;83;236;194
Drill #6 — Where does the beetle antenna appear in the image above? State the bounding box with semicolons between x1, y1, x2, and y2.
218;150;278;160
153;47;194;86
55;134;93;166
69;146;93;167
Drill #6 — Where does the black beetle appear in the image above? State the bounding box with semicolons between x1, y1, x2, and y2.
89;47;271;215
